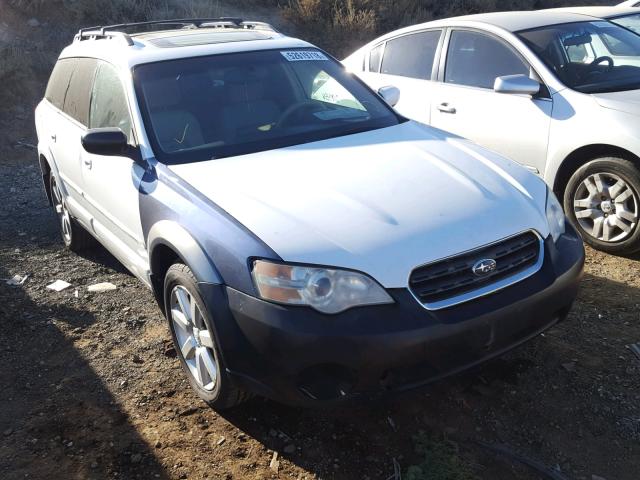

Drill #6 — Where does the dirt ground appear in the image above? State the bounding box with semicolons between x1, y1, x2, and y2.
1;2;640;479
2;134;640;480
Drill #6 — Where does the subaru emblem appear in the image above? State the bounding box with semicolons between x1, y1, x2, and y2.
472;258;497;277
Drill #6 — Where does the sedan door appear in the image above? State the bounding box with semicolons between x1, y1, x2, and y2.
431;29;552;174
357;30;443;124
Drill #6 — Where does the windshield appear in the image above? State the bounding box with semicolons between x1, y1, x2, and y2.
610;13;640;35
134;49;400;164
517;21;640;93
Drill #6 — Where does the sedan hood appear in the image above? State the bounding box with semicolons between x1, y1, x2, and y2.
593;89;640;116
169;121;549;288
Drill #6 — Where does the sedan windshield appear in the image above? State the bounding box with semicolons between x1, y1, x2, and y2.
517;21;640;94
134;49;400;164
610;13;640;35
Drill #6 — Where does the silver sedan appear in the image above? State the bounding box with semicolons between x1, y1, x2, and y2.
344;9;640;254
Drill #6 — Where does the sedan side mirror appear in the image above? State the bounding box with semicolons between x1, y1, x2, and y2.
81;128;128;156
494;74;540;96
378;85;400;107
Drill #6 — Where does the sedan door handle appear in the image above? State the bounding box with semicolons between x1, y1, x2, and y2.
437;103;457;114
50;134;57;142
83;158;92;169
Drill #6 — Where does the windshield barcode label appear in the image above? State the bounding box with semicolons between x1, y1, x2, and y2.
281;51;328;62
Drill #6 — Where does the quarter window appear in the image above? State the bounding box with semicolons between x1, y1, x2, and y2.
380;31;441;80
45;59;75;110
63;58;98;126
369;43;384;72
445;31;529;89
89;62;133;142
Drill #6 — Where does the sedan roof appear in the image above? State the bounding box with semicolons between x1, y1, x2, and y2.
444;10;604;32
542;6;640;20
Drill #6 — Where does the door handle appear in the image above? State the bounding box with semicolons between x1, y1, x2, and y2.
437;103;457;114
50;134;57;142
83;158;92;169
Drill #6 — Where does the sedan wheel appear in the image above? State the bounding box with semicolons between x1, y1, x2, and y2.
564;157;640;255
170;285;219;391
573;172;638;243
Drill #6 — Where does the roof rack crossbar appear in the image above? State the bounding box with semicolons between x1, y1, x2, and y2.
74;17;277;45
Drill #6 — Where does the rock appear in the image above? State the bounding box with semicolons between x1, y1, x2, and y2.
27;18;40;27
90;461;98;469
179;407;198;417
562;362;577;372
269;451;279;473
131;453;142;464
87;282;117;293
3;428;13;436
155;441;162;449
217;437;225;446
283;444;296;454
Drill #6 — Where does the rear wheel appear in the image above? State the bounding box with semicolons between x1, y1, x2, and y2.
49;171;93;251
164;263;249;410
563;157;640;255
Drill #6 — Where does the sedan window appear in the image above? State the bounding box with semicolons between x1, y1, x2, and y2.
444;30;529;89
380;30;442;80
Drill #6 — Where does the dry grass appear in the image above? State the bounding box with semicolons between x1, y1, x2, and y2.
283;0;615;57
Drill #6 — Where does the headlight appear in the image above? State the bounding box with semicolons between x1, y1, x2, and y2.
546;188;566;242
251;260;394;314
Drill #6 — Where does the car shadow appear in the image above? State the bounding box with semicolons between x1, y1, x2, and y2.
0;262;169;480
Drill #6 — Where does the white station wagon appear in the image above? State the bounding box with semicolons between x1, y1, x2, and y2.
35;18;583;408
345;10;640;254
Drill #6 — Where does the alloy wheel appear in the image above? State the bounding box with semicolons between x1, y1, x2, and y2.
51;176;72;245
170;285;218;391
573;172;638;243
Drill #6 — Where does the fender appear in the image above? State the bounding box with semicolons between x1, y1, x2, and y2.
147;220;223;285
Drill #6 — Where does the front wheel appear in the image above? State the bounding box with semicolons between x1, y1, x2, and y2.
164;263;249;410
563;157;640;255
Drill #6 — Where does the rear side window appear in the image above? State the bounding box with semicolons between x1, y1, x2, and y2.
369;43;384;72
89;62;132;142
445;30;529;89
45;59;75;110
63;58;98;126
380;30;442;80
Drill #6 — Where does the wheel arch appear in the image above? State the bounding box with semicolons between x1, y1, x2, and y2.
552;144;640;198
147;220;223;312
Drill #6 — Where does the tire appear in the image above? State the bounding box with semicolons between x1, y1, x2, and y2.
49;171;94;252
163;263;249;410
563;157;640;255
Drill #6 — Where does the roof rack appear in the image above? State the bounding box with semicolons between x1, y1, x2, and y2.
74;18;278;46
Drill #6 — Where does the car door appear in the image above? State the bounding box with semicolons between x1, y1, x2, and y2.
81;60;147;275
431;29;552;174
44;58;86;210
357;30;443;124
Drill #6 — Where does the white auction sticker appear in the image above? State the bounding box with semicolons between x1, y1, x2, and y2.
281;50;328;62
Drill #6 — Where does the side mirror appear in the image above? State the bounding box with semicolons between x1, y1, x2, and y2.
81;128;128;156
494;74;540;96
378;85;400;107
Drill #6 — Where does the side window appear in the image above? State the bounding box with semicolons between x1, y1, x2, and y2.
63;58;98;126
369;43;384;72
379;30;442;80
89;62;132;142
445;30;529;89
45;59;75;110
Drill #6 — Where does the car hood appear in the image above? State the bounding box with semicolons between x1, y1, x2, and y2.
592;89;640;115
169;121;549;288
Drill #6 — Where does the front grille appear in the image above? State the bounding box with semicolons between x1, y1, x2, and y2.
409;231;541;307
